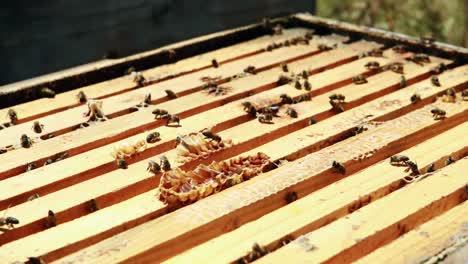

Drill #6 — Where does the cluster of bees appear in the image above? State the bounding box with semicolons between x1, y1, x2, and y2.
264;31;314;52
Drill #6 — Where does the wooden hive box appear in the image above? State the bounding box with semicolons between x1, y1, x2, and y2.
0;13;467;264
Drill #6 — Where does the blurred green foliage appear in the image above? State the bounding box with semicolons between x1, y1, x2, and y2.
317;0;467;47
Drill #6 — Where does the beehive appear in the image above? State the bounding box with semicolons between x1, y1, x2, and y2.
0;13;467;264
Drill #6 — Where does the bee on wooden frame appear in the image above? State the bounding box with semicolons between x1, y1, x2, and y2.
390;155;410;166
258;113;273;124
20;134;33;148
431;107;446;120
332;161;346;174
160;155;171;171
352;75;367;85
163;114;180;127
32;121;44;133
7;109;18;125
165;89;178;99
40;87;56;98
147;160;161;174
76;91;87;103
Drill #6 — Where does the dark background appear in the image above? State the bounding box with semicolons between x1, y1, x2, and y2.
0;0;315;86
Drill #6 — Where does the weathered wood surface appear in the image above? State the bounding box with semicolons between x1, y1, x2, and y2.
355;202;467;264
0;13;467;264
38;97;467;263
165;122;468;264
257;158;468;264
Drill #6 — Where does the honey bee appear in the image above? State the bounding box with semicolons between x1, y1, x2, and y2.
410;93;421;104
304;31;314;40
237;257;248;264
77;91;87;103
296;93;312;103
265;44;274;52
408;54;430;65
163;114;180;126
445;156;455;166
27;193;40;202
7;109;18;125
26;162;37;172
146;132;161;143
32;121;44;133
285;191;298;204
431;63;447;74
28;257;46;264
294;80;302;90
329;94;345;102
390;155;410;165
332;161;346;174
261;105;280;116
303;80;311;91
365;61;380;70
84;99;105;121
126;67;136;75
286;108;298;118
280;63;288;73
431;75;440;87
54;152;69;162
280;94;294;105
166;49;177;60
400;75;407;88
462;90;468;101
252;242;269;256
116;159;128;169
147;160;161;174
426;163;435;173
353;125;367;135
244;65;256;75
132;72;146;88
405;161;419;176
258;113;273;124
352;75;367;85
277;75;292;85
317;44;332;51
21;134;33;148
0;211;19;229
201;129;222;142
0;148;6;154
284;40;291;47
272;24;283;35
443;88;456;103
309;117;317;125
152;109;169;119
45;210;57;228
242;102;257;117
40;87;56;98
43;158;54;166
160;155;171;171
165;89;178;99
329;100;344;113
143;93;152;105
392;45;407;53
389;63;404;74
431;107;446;119
212;59;219;68
87;199;99;212
279;235;294;246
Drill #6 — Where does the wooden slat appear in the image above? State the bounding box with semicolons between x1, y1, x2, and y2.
164;122;468;264
0;65;463;255
0;51;403;244
0;41;385;199
0;29;310;123
0;38;370;180
355;202;468;264
0;32;347;149
35;96;467;264
0;54;449;243
256;158;468;264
